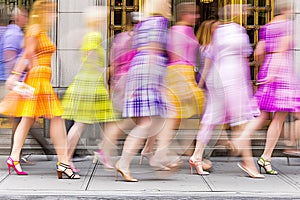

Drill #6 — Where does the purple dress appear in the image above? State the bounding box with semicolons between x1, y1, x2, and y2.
122;16;168;117
255;20;296;112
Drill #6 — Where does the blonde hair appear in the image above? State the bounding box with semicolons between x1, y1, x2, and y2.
196;20;216;48
84;6;108;24
25;0;55;35
143;0;171;19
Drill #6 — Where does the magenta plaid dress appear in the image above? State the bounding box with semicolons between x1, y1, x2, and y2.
122;16;168;117
255;20;296;112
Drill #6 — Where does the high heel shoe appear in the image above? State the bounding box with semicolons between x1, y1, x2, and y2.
56;162;80;179
189;158;209;175
69;162;80;173
115;162;138;182
237;162;264;178
6;156;28;175
257;157;278;175
139;152;153;165
149;157;171;171
93;149;114;169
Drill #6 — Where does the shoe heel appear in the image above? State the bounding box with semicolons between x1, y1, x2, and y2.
139;156;144;165
57;171;62;179
92;154;97;164
190;164;194;175
7;164;11;174
115;170;119;181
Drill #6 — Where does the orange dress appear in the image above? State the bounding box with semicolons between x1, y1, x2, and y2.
0;25;63;118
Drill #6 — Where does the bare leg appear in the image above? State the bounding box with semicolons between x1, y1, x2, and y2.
261;112;288;161
239;111;269;140
231;123;264;178
141;135;156;155
10;118;21;155
66;122;86;160
117;117;152;171
49;117;69;164
10;117;35;172
153;118;179;162
191;124;215;161
100;121;125;155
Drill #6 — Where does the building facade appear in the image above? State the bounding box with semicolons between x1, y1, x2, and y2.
0;0;299;153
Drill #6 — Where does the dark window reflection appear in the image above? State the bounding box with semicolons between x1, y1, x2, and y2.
247;11;254;25
247;0;254;6
258;0;266;7
126;0;134;6
114;11;122;25
115;0;123;6
258;12;266;25
247;29;255;44
114;30;122;36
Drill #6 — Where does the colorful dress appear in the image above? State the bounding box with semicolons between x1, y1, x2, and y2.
122;16;168;118
110;31;137;112
61;32;115;123
0;25;63;118
201;23;256;126
166;25;204;118
255;20;296;112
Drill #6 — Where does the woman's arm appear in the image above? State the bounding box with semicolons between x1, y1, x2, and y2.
257;35;291;85
5;36;38;90
198;57;211;88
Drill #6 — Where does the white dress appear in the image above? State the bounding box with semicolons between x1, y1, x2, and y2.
201;23;258;126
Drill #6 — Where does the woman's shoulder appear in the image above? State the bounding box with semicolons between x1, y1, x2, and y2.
142;16;168;26
26;24;42;37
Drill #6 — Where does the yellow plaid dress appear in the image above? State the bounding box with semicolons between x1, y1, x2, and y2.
61;32;115;123
166;65;204;119
0;25;63;118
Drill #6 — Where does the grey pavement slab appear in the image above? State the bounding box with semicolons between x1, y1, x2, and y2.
0;155;299;199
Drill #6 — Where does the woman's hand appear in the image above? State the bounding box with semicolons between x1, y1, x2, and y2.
198;78;205;88
5;74;19;90
256;76;275;85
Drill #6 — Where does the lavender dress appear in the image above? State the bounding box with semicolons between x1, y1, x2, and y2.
255;20;295;112
201;23;256;126
122;16;168;117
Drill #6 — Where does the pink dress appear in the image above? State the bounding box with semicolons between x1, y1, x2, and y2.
110;31;137;112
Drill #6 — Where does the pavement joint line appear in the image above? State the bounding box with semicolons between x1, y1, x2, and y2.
84;161;98;191
202;175;213;191
276;167;300;191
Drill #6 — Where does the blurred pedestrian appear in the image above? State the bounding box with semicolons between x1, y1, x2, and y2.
194;4;264;178
0;7;55;163
189;19;219;175
148;2;204;170
61;6;118;172
237;0;300;175
0;0;79;179
115;0;171;182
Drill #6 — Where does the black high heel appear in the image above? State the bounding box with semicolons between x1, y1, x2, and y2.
257;157;278;175
56;162;80;179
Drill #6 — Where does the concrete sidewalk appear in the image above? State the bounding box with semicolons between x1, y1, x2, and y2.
0;155;299;199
